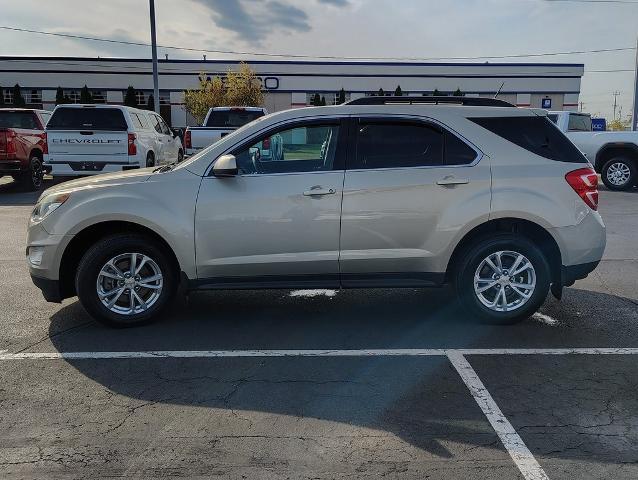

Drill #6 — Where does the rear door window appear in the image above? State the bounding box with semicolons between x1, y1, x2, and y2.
445;132;478;165
470;116;587;163
47;107;128;131
130;113;144;129
353;121;444;169
205;109;264;128
0;111;39;129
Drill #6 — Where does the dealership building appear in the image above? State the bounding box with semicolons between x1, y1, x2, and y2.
0;56;584;127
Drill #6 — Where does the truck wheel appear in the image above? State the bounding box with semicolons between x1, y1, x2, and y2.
455;234;550;325
601;157;636;191
177;149;184;162
75;234;177;328
17;155;44;191
146;153;155;168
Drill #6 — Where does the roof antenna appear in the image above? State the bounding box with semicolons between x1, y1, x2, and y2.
494;82;505;99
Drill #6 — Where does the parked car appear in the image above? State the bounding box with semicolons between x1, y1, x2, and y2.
548;110;638;190
27;96;605;327
44;105;183;177
184;106;274;156
0;108;51;190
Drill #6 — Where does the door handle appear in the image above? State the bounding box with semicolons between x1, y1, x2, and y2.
303;186;336;196
436;176;470;186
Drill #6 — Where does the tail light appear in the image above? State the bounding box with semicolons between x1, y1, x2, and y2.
184;130;192;149
565;167;599;211
39;132;48;155
128;133;137;156
262;137;271;150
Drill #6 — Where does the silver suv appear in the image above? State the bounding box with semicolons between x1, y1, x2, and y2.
27;97;606;327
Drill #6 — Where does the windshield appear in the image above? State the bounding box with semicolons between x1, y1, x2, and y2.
205;109;264;128
47;107;128;131
0;111;39;129
568;113;592;132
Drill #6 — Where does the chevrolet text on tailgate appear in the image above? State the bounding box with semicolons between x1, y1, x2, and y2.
45;104;183;177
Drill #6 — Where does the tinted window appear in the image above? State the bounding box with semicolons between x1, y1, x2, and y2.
233;123;340;174
157;117;171;135
353;121;443;169
568;114;592;132
445;132;477;165
150;115;162;133
0;112;39;129
470;116;587;163
547;114;558;124
47;107;127;131
205;109;264;128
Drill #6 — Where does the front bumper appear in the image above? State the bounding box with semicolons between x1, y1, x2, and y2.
0;160;24;175
30;274;62;303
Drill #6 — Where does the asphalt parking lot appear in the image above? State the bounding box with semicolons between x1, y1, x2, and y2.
0;176;637;479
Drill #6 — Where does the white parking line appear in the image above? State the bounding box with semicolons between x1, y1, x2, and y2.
448;352;549;480
0;347;637;360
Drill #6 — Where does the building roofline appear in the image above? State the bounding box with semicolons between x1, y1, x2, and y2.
0;56;586;69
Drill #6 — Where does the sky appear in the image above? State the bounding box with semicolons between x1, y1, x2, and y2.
0;0;636;119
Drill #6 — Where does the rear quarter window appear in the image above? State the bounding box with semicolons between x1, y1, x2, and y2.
470;116;587;163
47;107;128;131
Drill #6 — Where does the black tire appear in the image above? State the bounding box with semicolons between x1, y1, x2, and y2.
454;234;551;325
177;149;184;163
601;157;636;191
75;234;177;328
146;153;155;168
17;155;44;191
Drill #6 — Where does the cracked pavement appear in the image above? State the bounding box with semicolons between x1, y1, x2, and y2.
0;177;637;479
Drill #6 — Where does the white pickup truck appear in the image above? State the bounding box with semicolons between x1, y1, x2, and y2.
184;106;281;157
548;111;638;190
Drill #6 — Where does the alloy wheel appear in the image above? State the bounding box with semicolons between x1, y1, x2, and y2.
473;250;536;312
606;162;631;187
96;253;163;316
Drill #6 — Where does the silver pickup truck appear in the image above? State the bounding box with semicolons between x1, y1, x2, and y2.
184;107;281;158
548;111;638;191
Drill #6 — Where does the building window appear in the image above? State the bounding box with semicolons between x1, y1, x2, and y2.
64;90;81;103
135;91;146;106
92;91;106;104
3;89;12;104
159;93;170;105
26;89;42;104
306;92;343;106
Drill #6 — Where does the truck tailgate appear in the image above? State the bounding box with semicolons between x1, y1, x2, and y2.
47;130;128;162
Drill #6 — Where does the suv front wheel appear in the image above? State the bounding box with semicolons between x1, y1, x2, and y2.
75;234;177;327
455;234;550;324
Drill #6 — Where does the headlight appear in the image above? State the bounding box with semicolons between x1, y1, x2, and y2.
31;193;70;223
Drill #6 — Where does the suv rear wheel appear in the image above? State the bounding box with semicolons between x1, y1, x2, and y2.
601;157;636;191
455;234;550;324
75;234;177;327
146;153;155;168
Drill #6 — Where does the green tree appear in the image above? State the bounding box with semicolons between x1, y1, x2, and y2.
184;63;264;124
394;85;403;96
320;96;326;106
12;84;25;107
432;88;441;96
453;88;464;97
378;88;385;97
146;94;155;111
55;87;67;105
337;88;346;104
311;93;321;106
79;85;93;103
124;86;138;107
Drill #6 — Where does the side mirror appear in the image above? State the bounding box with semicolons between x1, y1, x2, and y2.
212;154;238;177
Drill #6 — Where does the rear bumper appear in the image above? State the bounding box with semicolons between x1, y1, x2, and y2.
561;261;600;286
44;161;140;176
30;274;62;303
0;160;25;175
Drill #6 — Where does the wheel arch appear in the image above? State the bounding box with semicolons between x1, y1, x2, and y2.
58;220;181;300
446;217;562;285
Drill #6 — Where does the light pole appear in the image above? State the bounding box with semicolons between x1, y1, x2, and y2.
149;0;160;114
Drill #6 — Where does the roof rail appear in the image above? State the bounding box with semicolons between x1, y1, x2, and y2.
345;96;515;107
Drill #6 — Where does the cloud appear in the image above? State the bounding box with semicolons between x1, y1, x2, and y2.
193;0;311;44
317;0;350;6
